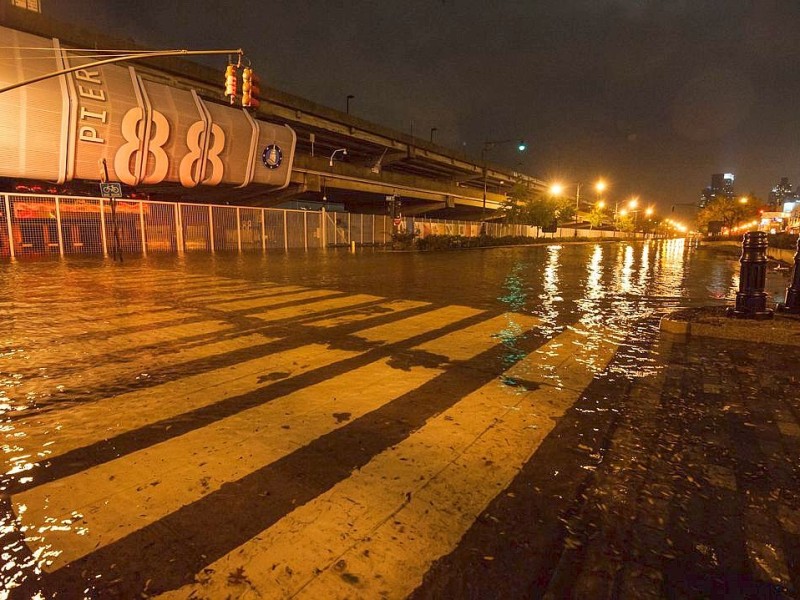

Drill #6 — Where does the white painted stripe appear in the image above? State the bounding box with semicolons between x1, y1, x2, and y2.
303;299;430;329
6;319;231;373
206;288;349;312
352;304;485;344
5;330;271;411
250;294;410;323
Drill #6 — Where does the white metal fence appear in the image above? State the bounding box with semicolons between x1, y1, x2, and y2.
0;193;628;259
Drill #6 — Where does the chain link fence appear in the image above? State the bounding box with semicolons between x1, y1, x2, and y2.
0;193;627;259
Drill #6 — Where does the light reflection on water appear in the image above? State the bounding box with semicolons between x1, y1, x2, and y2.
0;239;791;596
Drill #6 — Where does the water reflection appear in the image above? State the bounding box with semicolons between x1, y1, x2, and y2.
497;263;530;374
535;245;563;337
637;242;651;291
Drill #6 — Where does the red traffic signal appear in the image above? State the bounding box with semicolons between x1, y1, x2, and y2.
242;67;260;109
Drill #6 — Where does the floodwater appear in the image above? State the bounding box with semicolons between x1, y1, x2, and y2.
0;239;792;598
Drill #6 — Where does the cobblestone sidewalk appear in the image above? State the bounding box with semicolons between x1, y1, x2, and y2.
547;332;800;599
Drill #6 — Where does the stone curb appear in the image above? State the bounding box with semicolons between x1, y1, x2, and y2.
660;307;800;346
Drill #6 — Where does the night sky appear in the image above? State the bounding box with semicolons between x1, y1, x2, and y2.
46;1;800;214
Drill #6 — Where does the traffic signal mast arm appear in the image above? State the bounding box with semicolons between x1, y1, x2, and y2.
0;47;244;95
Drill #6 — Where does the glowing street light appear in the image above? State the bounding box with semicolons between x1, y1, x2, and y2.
550;178;607;226
595;180;607;194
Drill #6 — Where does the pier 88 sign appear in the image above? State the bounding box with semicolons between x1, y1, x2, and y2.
0;26;295;189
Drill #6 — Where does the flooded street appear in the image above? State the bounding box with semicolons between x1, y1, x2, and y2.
0;240;795;598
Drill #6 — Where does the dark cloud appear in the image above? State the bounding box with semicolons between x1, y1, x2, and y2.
46;0;800;208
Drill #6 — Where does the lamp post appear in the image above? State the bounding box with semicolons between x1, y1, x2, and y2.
549;179;607;228
481;139;527;219
329;148;347;166
594;180;607;225
619;200;653;238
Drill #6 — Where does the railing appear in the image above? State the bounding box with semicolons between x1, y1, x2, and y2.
0;193;630;259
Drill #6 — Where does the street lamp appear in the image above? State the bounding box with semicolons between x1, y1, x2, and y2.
481;139;527;218
329;148;348;166
549;178;606;226
620;201;654;238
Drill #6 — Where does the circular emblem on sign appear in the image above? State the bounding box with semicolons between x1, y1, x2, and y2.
261;145;283;169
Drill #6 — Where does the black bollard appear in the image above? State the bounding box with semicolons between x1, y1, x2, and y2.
778;236;800;314
727;231;774;320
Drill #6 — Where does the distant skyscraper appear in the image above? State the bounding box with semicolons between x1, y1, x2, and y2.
699;172;734;208
768;177;793;209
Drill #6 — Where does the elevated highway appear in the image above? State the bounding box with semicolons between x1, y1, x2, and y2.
0;4;548;219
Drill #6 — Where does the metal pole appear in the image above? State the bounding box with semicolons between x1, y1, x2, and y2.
3;194;14;259
261;209;266;253
236;206;242;253
54;197;65;257
175;203;184;255
139;201;147;256
99;198;108;257
372;214;376;246
208;205;215;253
304;210;308;250
321;206;327;248
283;209;288;251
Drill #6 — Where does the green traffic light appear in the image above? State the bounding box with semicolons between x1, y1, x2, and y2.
518;141;527;151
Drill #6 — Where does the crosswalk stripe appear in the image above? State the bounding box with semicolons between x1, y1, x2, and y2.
205;288;348;312
2;303;178;335
13;310;511;572
5;319;231;378
183;285;307;306
156;326;617;600
352;304;485;344
250;294;411;323
301;299;430;329
4;330;271;413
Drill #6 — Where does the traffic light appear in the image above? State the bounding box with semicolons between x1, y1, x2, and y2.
224;64;238;105
242;67;260;109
